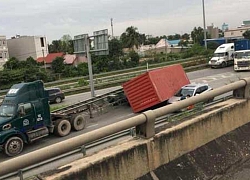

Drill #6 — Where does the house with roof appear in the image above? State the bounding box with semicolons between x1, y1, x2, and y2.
37;53;87;68
37;52;64;68
156;39;181;48
141;38;187;56
63;54;87;67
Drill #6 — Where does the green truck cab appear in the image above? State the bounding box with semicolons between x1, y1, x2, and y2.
0;80;86;156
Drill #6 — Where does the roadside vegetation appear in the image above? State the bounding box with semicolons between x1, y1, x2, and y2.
0;26;216;90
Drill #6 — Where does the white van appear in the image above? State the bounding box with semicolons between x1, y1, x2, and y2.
208;43;235;68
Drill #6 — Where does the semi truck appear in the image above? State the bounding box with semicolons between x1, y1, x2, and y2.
0;64;190;156
234;39;250;71
0;80;89;156
208;43;235;68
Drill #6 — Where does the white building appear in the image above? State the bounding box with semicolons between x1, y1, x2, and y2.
7;35;48;61
224;26;250;39
0;35;9;67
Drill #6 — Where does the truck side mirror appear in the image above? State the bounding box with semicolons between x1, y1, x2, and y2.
18;105;25;116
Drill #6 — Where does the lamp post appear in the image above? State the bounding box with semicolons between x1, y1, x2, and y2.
202;0;207;49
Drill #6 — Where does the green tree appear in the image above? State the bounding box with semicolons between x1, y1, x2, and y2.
51;57;65;73
60;34;72;42
191;27;204;45
26;56;38;66
92;55;109;73
108;38;123;57
3;57;19;70
48;40;62;53
120;26;140;49
60;34;74;54
128;51;139;67
139;33;146;45
48;38;73;54
178;40;188;47
144;36;161;45
243;30;250;39
181;33;190;40
77;63;89;76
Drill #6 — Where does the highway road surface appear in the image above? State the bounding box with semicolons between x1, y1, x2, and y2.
2;66;250;179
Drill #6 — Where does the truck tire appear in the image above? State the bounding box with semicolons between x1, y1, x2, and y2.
4;136;24;157
54;119;71;137
221;62;227;68
71;114;86;131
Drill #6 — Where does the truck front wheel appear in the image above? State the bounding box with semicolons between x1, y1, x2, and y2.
55;119;71;137
221;62;227;68
4;136;24;157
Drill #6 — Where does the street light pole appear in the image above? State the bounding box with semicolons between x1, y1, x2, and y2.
202;0;207;49
111;18;114;38
42;49;46;70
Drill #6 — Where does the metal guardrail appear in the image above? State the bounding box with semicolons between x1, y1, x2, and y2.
1;74;249;177
1;95;233;180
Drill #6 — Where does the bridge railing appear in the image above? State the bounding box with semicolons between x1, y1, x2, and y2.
1;77;249;177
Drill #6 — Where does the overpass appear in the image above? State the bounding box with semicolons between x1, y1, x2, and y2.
1;77;250;179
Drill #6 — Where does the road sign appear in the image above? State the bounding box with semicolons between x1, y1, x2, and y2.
73;34;88;54
73;29;109;98
93;29;109;55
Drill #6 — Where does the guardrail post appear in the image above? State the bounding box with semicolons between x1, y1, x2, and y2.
18;169;23;180
81;145;86;156
233;78;250;99
136;110;155;138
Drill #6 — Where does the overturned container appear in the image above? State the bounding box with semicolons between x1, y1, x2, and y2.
123;64;190;113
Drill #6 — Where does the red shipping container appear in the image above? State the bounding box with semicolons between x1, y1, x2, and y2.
122;64;190;113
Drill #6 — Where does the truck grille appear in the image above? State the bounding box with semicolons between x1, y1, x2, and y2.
237;61;250;67
210;60;217;64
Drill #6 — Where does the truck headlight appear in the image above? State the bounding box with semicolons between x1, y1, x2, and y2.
3;123;11;130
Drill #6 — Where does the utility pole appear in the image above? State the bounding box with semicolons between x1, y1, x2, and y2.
165;38;167;54
42;49;46;70
202;0;207;49
111;18;114;38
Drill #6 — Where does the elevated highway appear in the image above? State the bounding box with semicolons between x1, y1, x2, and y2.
31;77;250;180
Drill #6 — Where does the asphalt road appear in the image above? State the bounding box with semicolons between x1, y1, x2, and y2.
54;66;235;107
2;66;250;179
3;66;250;162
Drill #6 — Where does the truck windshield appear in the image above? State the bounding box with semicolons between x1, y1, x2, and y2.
235;52;250;59
214;53;225;57
0;105;15;117
175;88;195;97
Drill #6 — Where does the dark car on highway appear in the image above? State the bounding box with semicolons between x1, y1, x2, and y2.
46;88;65;103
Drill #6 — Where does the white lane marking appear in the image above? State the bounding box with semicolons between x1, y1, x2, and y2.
87;124;99;128
191;72;235;83
119;113;135;119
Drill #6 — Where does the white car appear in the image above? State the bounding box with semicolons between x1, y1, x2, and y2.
168;83;213;104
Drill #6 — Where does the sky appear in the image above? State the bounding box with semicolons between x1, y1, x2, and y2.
0;0;250;42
